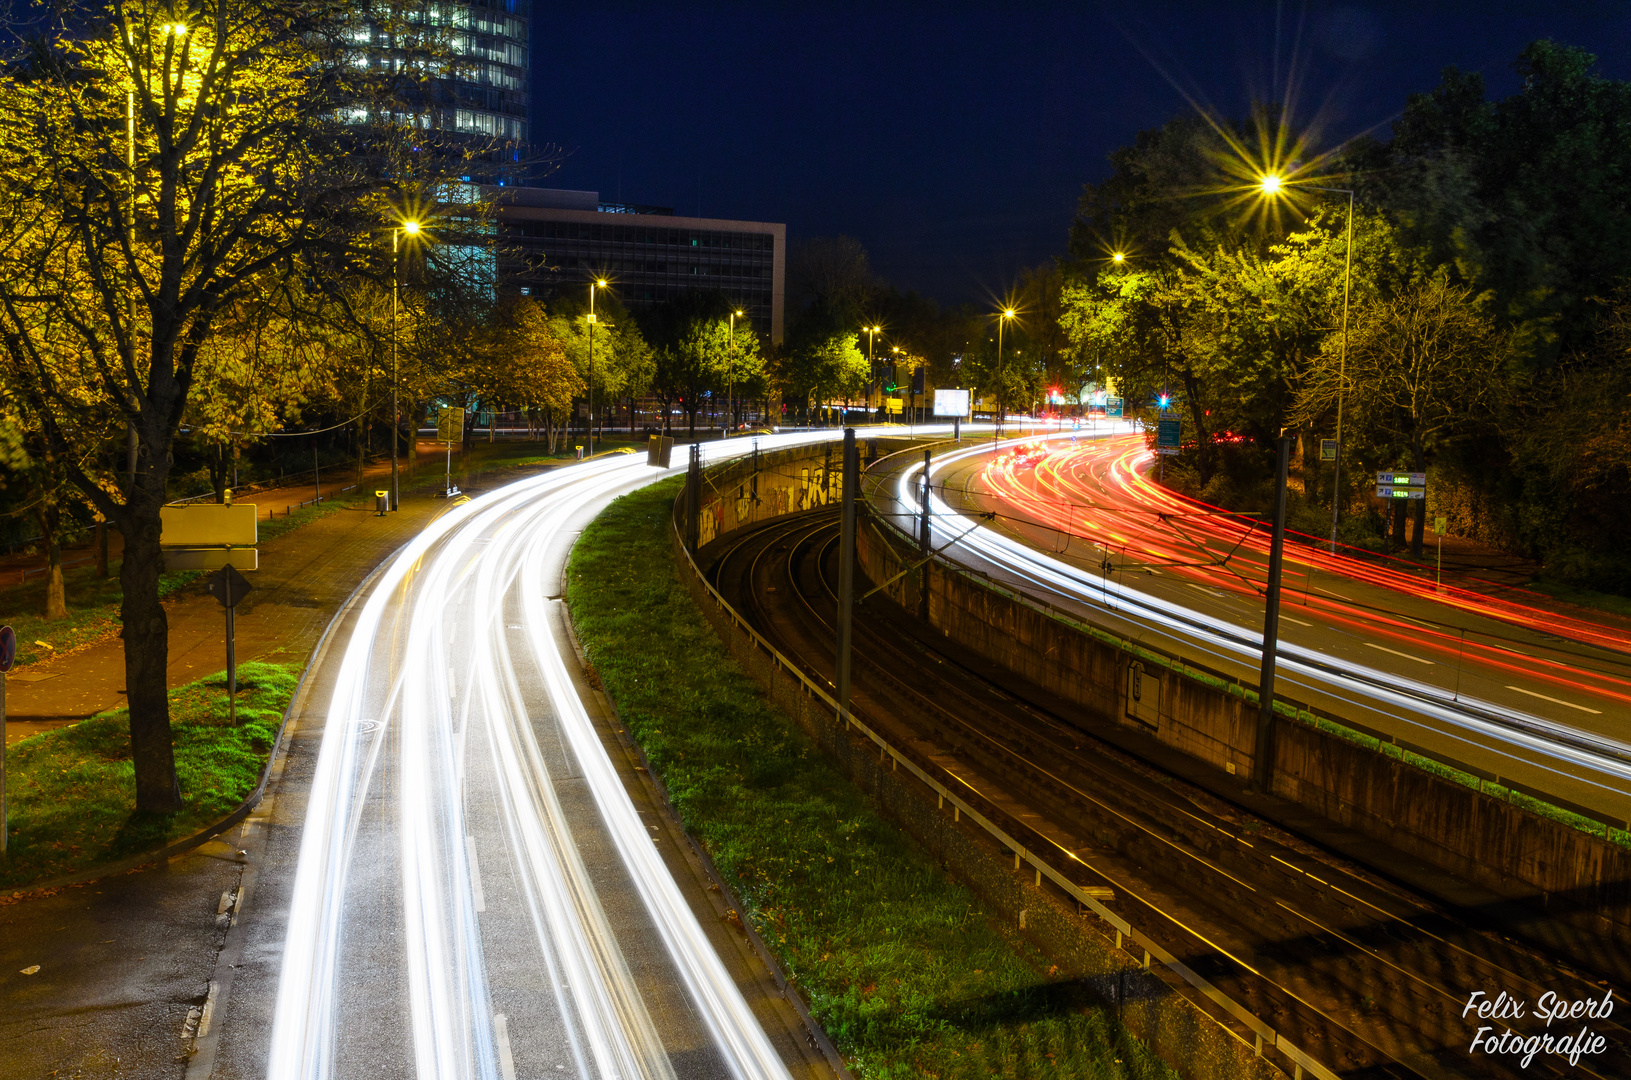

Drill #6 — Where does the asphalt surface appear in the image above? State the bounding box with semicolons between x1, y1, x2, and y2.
204;434;856;1080
0;437;853;1080
864;426;1631;825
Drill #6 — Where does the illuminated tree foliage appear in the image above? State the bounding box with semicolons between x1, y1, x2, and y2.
0;0;426;810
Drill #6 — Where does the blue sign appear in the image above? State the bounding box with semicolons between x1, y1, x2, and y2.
1156;417;1182;455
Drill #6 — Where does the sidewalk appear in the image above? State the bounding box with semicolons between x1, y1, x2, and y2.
2;449;551;743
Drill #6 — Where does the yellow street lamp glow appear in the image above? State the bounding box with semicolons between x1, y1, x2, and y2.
596;278;608;287
1259;174;1283;194
166;23;187;36
401;219;420;236
1002;308;1015;318
1112;252;1125;263
735;309;744;317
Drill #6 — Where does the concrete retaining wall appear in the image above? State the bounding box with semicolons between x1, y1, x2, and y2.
854;504;1631;971
689;442;1631;977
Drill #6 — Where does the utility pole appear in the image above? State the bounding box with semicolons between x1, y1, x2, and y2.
835;429;858;720
684;443;701;553
919;449;932;556
1252;436;1292;791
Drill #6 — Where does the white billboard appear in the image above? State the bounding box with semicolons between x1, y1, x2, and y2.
933;388;970;417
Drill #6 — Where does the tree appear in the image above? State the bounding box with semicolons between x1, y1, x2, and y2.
0;0;420;810
1296;274;1511;556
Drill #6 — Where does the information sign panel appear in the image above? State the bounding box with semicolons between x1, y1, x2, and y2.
437;406;465;443
1156;417;1182;455
1376;485;1427;500
932;389;970;417
1376;471;1426;486
1320;439;1339;462
1105;396;1123;419
159;504;258;547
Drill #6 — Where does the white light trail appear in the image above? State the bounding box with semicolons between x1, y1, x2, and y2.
892;438;1631;797
269;429;869;1080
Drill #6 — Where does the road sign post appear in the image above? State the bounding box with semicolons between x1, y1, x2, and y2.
0;624;13;853
1435;515;1448;586
208;566;253;724
438;406;465;497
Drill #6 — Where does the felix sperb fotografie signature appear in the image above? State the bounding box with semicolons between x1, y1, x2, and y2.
1464;989;1614;1068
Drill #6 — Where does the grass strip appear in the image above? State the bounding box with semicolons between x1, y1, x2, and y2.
0;660;297;891
567;477;1173;1080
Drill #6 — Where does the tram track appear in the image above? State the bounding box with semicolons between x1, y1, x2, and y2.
703;509;1629;1080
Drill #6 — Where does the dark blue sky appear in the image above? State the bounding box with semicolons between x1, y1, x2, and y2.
531;2;1631;308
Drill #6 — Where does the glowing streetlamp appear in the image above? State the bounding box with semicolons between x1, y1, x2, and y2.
1260;172;1354;551
996;308;1016;444
390;219;424;510
587;278;607;455
727;308;744;432
1112;251;1126;264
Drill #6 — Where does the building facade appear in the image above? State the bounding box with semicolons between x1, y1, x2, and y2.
492;187;786;343
344;0;530;160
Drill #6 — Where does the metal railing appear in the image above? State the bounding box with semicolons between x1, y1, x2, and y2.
670;483;1340;1080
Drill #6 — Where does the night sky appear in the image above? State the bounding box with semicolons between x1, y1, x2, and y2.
532;3;1631;308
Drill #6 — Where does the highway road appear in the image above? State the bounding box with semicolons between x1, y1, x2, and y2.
234;432;854;1080
867;426;1631;826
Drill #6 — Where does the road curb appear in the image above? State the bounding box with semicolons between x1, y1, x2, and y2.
4;548;397;902
559;560;855;1080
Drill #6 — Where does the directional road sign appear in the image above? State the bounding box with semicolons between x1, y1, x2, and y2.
1156;417;1182;455
1376;485;1427;500
1376;471;1426;486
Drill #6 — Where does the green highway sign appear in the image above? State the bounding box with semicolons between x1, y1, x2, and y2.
1376;485;1426;500
1376;471;1426;486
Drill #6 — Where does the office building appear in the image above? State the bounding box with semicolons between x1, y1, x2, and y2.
492;187;786;343
342;1;530;161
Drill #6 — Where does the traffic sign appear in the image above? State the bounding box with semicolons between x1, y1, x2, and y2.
1376;471;1426;486
0;625;14;673
1435;516;1447;535
437;405;465;443
1156;417;1182;455
1376;485;1426;500
208;565;254;609
1320;439;1339;462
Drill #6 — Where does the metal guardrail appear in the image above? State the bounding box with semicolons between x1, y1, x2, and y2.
857;441;1631;838
670;482;1341;1080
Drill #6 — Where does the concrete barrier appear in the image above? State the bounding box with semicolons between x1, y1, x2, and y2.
687;441;1630;981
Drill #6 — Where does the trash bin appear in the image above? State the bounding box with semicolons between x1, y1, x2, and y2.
375;490;389;516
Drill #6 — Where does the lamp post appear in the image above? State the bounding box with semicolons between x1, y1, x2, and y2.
1260;174;1354;551
390;219;421;511
996;308;1015;444
728;308;743;432
588;278;605;455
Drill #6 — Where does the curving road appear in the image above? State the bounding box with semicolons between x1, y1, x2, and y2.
866;426;1631;826
251;432;855;1080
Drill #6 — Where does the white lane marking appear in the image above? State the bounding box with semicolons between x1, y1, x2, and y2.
1363;642;1434;665
494;1013;517;1080
1316;585;1354;601
1505;685;1603;715
466;835;486;913
1185;582;1225;598
1280;615;1313;627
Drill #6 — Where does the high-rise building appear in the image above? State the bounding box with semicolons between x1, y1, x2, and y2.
494;187;786;343
344;1;530;158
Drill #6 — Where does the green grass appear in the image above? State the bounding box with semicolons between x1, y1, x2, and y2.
0;660;297;890
1527;578;1631;620
567;477;1173;1080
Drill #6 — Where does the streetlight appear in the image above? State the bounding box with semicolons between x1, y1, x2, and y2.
1112;251;1126;264
588;278;607;455
728;308;744;433
996;308;1015;444
1260;172;1353;551
390;218;423;511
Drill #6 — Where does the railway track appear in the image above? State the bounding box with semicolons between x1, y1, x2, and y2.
703;510;1629;1080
